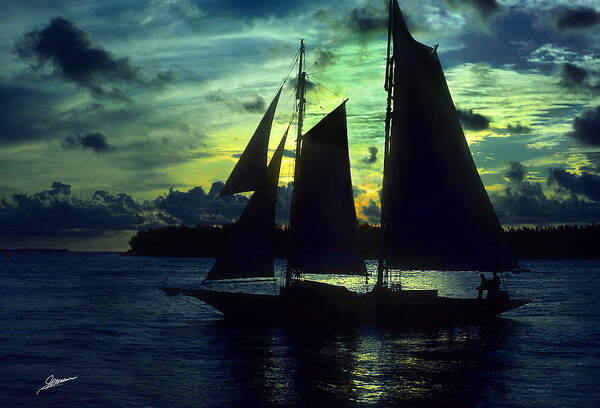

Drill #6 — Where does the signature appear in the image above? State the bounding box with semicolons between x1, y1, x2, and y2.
36;374;77;395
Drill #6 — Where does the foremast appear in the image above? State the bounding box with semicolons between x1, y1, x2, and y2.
285;39;306;288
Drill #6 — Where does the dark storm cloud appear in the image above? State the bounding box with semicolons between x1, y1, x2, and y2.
242;95;266;113
505;161;526;183
557;63;600;93
208;90;277;114
361;146;378;164
362;200;381;224
313;49;335;69
559;63;588;87
457;108;491;130
14;17;173;100
443;0;502;24
0;180;273;239
554;7;600;32
346;4;386;33
63;132;112;152
153;183;248;226
0;182;156;237
569;106;600;146
548;168;600;201
491;162;600;224
506;122;532;135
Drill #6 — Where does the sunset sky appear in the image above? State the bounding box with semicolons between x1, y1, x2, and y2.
1;0;599;250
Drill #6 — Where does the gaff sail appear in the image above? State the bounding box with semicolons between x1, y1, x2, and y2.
219;87;282;197
288;102;366;275
381;1;518;271
205;130;288;281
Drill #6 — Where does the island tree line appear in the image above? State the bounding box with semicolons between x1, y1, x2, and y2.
127;223;600;260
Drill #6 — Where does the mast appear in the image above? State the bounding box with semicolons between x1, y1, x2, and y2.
377;0;394;288
286;39;306;287
296;39;306;155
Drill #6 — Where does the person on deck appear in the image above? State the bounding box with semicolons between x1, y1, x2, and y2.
477;273;487;299
488;271;501;299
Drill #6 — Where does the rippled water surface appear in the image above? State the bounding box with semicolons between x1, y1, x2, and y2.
2;253;599;407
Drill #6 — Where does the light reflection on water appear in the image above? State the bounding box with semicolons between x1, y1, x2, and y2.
198;259;526;300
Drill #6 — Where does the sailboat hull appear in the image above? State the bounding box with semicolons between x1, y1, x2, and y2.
161;281;531;326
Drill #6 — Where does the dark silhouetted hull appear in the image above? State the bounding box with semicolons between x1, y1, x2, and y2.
161;281;530;326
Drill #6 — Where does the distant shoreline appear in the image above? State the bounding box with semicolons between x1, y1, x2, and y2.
126;223;600;260
1;248;70;253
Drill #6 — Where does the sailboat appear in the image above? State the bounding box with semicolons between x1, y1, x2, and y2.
160;0;531;325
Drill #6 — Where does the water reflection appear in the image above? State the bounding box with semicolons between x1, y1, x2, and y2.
202;319;520;407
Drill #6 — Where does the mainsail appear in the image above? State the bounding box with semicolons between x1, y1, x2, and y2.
381;1;518;271
288;102;366;275
219;87;282;197
205;131;288;281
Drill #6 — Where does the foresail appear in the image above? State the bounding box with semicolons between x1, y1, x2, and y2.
288;102;366;275
382;1;518;271
205;130;288;281
219;87;282;197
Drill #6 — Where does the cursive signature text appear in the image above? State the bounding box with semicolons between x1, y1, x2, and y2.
36;374;77;395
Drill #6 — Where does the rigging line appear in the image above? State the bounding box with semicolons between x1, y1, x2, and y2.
279;48;301;89
311;85;326;116
310;77;345;101
305;60;318;74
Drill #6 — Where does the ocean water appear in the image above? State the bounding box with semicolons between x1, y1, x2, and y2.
1;252;599;408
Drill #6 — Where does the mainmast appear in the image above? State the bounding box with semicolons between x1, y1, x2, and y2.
296;39;306;153
286;39;306;287
377;0;394;288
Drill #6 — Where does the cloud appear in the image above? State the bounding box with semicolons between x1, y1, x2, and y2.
0;180;263;241
457;108;491;130
548;168;600;201
505;161;526;182
63;132;112;152
556;63;600;93
242;95;266;113
361;146;378;164
14;17;172;100
0;182;159;237
554;7;600;32
346;4;387;33
153;183;248;225
443;0;502;27
361;199;380;224
313;49;335;69
491;162;600;224
506;122;532;135
569;106;600;146
559;62;588;87
352;185;366;197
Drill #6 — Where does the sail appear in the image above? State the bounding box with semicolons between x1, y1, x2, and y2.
288;102;366;275
381;1;518;271
205;131;288;281
219;87;282;197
